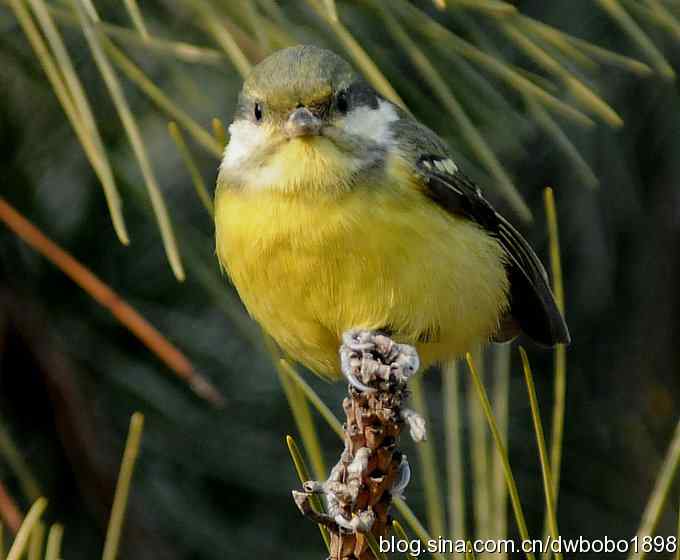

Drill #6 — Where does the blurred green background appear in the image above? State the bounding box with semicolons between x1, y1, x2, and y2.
0;0;679;558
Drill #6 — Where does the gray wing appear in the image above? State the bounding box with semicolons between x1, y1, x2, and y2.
392;118;570;347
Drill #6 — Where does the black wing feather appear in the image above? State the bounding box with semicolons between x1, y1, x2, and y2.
417;155;570;347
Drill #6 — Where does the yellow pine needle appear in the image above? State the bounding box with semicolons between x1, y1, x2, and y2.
528;101;599;189
491;345;511;554
392;0;593;127
26;0;130;242
0;423;41;503
467;348;491;545
101;38;221;157
443;360;466;548
6;499;47;560
305;0;407;110
377;2;531;221
321;0;339;23
465;353;535;560
565;76;623;128
241;2;271;55
45;3;225;65
191;0;251;78
271;356;325;480
27;522;44;560
629;0;680;41
366;532;388;560
211;117;228;150
285;435;331;551
44;525;63;560
8;0;129;245
500;23;623;127
279;360;343;439
73;0;185;280
543;188;568;503
102;413;144;560
446;0;516;16
519;348;563;560
392;520;418;560
465;541;477;560
408;377;446;540
519;17;597;71
627;419;680;560
595;0;675;79
564;33;652;76
122;0;148;40
393;498;448;560
167;122;214;218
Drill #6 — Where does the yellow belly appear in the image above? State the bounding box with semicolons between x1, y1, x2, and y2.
215;176;509;378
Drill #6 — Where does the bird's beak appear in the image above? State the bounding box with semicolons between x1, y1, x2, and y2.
285;107;322;138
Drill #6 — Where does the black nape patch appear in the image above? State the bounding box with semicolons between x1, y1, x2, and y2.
348;81;379;110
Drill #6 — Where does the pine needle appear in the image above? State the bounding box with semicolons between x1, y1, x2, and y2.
306;0;407;110
467;348;492;545
392;0;594;127
466;353;535;560
122;0;148;40
543;188;568;504
409;376;446;540
7;0;129;245
443;360;466;548
519;348;563;560
44;525;64;560
101;38;222;157
0;197;223;406
490;345;511;554
46;4;225;65
270;353;326;481
72;0;185;280
366;532;388;560
167;122;214;218
627;419;680;560
595;0;675;79
279;360;344;439
499;22;623;127
191;0;252;78
285;435;331;551
393;498;448;560
6;499;47;560
392;520;418;560
528;103;599;189
27;522;44;560
211;117;228;150
378;2;531;220
102;413;144;560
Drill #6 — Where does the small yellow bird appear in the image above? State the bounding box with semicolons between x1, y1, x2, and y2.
215;45;569;380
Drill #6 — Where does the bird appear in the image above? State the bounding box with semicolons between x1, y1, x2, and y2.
214;44;569;381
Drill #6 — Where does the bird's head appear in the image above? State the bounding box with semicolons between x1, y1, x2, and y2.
219;45;399;195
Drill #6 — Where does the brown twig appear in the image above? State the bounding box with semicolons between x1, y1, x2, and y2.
292;330;424;559
0;197;223;407
0;481;24;534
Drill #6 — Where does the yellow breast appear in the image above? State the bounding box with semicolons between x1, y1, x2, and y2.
215;159;509;378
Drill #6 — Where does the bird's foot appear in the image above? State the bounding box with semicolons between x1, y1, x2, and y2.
339;329;420;392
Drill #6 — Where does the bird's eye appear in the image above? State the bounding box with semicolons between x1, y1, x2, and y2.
336;91;349;114
254;102;263;122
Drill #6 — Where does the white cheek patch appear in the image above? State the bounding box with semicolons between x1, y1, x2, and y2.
342;99;399;146
221;120;269;170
